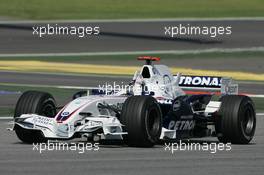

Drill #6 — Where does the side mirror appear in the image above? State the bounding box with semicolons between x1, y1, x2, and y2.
72;90;88;100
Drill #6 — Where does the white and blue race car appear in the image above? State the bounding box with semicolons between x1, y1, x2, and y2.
12;56;256;147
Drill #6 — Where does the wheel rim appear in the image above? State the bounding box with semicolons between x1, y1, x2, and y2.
241;105;255;136
41;101;56;117
146;107;161;138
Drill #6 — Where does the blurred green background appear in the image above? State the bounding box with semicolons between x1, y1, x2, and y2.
0;0;264;20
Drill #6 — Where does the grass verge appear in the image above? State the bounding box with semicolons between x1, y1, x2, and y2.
1;51;264;63
0;0;264;20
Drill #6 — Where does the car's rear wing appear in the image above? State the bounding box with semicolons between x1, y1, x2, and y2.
173;74;238;95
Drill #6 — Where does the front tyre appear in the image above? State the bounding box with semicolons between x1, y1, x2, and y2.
14;91;57;143
215;95;256;144
120;96;162;147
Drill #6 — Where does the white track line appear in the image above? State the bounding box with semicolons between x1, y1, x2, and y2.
0;83;99;90
0;47;264;57
0;117;12;120
0;17;264;24
246;94;264;98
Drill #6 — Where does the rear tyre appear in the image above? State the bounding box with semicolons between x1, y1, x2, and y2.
120;96;162;147
215;95;256;144
14;91;57;143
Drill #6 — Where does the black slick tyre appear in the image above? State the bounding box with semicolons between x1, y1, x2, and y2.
14;91;56;143
120;96;162;147
215;95;256;144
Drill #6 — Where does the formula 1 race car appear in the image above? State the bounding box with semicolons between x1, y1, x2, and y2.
12;56;256;147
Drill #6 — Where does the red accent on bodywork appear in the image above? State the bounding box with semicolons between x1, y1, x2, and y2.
138;56;160;61
184;91;221;95
56;102;89;123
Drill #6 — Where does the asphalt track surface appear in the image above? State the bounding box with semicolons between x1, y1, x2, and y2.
0;19;263;54
0;114;263;175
